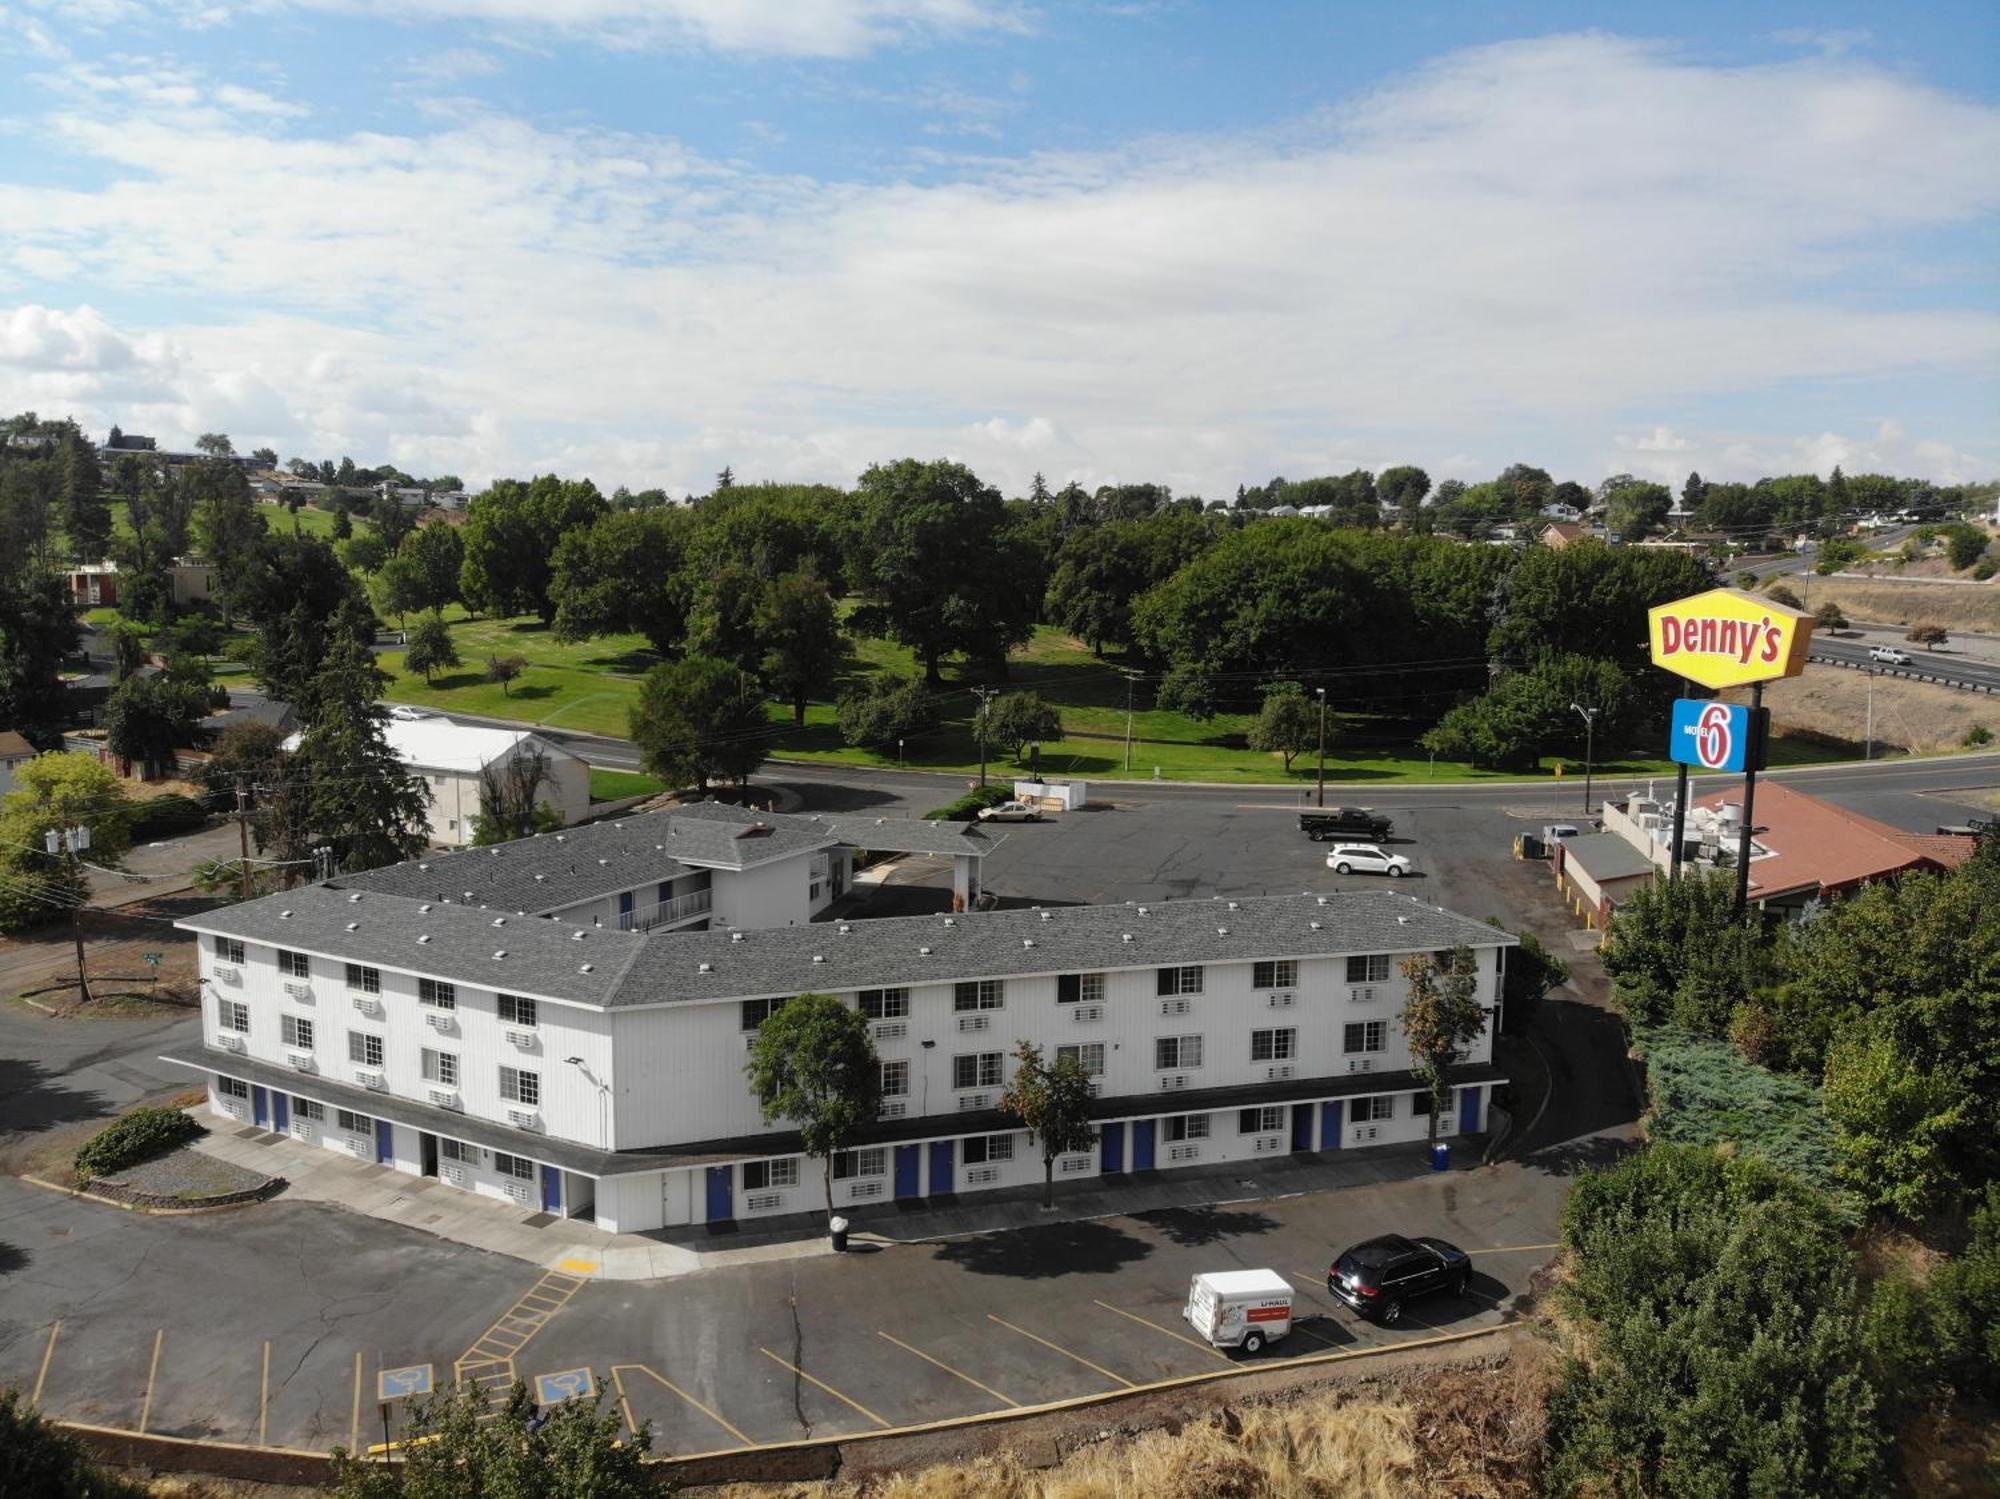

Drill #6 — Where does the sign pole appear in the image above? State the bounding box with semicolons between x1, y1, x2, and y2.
1669;763;1688;881
1734;681;1762;916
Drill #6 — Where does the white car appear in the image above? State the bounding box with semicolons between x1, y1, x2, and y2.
1326;843;1412;878
385;705;435;721
1869;646;1910;666
977;800;1043;823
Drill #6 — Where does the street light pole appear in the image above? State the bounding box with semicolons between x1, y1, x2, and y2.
1314;686;1328;808
1122;674;1136;774
1865;669;1875;761
971;687;998;789
1569;703;1600;816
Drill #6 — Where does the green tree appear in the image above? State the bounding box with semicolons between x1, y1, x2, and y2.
743;992;881;1221
1493;922;1567;1034
102;674;210;779
629;655;768;796
404;611;460;684
999;1040;1098;1209
1823;1016;1971;1223
402;520;465;614
462;476;609;623
59;425;111;562
1907;623;1949;649
191;475;266;622
371;492;415;551
548;505;693;653
1245;681;1318;770
331;504;352;540
328;1378;650;1499
686;559;765;671
470;747;567;845
338;531;387;573
0;1387;148;1498
0;571;79;746
195;431;234;457
755;570;843;726
835;675;932;751
984;690;1062;762
0;753;133;935
1377;464;1430;528
299;630;429;872
486;654;526;696
1419;654;1638;773
1814;599;1848;631
369;552;428;627
1398;945;1487;1147
1489;539;1712;669
1599;867;1763;1033
238;535;373;710
1602;477;1672;541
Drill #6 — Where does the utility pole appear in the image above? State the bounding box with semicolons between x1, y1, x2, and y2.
234;777;253;902
1570;702;1600;815
1865;668;1875;761
47;809;92;1004
1314;686;1328;807
1122;675;1136;774
971;687;998;789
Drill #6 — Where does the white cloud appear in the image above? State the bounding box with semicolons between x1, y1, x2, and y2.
0;304;140;370
0;33;1994;494
1603;419;1991;488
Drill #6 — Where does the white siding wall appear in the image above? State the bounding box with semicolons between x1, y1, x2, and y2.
709;854;814;930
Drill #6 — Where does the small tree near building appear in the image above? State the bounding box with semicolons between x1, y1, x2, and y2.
985;690;1063;763
471;747;565;845
486;653;527;696
999;1040;1098;1209
1246;681;1319;770
629;655;770;796
404;610;460;685
743;992;881;1223
1398;945;1487;1148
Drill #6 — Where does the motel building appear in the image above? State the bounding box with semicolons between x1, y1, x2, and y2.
165;802;1512;1234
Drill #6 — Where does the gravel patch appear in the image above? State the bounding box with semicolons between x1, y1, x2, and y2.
101;1144;271;1200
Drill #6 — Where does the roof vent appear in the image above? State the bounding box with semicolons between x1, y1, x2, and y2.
1316;896;1329;906
919;945;932;956
698;962;712;974
1137;906;1149;916
492;950;507;960
1217;926;1229;936
579;963;594;973
1226;901;1239;911
571;930;587;941
838;923;852;935
598;858;609;866
418;903;432;913
1397;915;1409;925
417;934;431;944
943;917;955;927
554;834;565;842
1040;911;1052;922
730;932;744;943
1122;932;1133;942
463;891;474;901
533;873;545;882
348;891;363;903
491;916;507;927
812;955;824;964
1309;920;1322;930
345;921;359;931
279;909;292;919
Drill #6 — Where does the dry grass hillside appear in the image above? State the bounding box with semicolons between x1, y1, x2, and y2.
1795;579;2000;633
1722;670;1994;755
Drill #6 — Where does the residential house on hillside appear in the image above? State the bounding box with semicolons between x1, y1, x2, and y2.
0;730;36;795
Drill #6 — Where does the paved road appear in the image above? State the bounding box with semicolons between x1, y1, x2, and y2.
1809;637;2000;695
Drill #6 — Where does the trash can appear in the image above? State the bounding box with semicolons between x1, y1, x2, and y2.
829;1215;850;1252
1430;1142;1452;1172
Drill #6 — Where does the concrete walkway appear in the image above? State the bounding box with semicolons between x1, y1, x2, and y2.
192;1112;1481;1281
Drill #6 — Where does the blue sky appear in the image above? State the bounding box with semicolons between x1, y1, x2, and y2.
0;0;1994;496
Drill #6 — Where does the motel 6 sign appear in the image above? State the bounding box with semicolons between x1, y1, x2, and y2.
1670;699;1754;774
1647;587;1815;691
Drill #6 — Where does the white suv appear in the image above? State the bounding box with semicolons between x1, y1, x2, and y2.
1326;843;1413;878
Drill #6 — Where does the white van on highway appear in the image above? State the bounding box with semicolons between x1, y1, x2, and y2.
1183;1269;1293;1354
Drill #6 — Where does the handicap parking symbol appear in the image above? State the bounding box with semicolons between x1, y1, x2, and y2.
377;1364;434;1399
534;1367;595;1405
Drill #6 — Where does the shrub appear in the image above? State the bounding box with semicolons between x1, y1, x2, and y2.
924;784;1013;821
1965;724;1992;748
1975;560;1997;581
1735;570;1758;588
1813;599;1848;631
1946;525;1988;571
1765;581;1802;609
1906;623;1949;648
1489;920;1566;1034
74;1105;202;1183
0;1388;147;1498
127;792;211;842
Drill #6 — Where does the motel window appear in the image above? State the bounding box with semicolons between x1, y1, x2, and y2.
218;1077;250;1099
348;1032;384;1068
1343;1021;1387;1054
1239;1106;1285;1134
953;979;1005;1011
492;1152;534;1181
1164;1114;1210;1142
740;996;790;1031
422;1049;459;1087
292;1097;324;1122
213;936;245;966
1156;965;1204;996
833;1147;886;1181
1250;1028;1297;1062
744;1158;799;1191
1352;1096;1394;1123
419;978;456;1010
858;988;910;1020
1346;953;1391;984
280;1015;314;1050
1055;1042;1105;1076
880;1059;910;1097
441;1139;477;1164
1252;960;1298;989
961;1135;1015;1165
499;1067;540;1106
953;1052;1003;1090
1056;973;1105;1004
1412;1089;1458;1117
498;995;537;1028
1154;1035;1203;1070
336;1109;372;1133
277;949;310;979
346;963;381;995
217;999;249;1033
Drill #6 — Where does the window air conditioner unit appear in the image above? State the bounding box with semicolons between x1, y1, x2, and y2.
878;1100;908;1119
1266;1064;1296;1082
505;1181;530;1203
214;965;241;985
848;1180;884;1200
1072;1004;1103;1022
1059;1155;1093;1175
442;1164;466;1186
506;1030;536;1048
873;1021;907;1041
1350;986;1377;1004
508;1108;541;1131
426;1013;454;1031
290;1120;314;1140
217;1034;246;1053
283;982;313;1002
1252;1134;1283;1153
355;1069;385;1090
957;1092;990;1111
286;1051;316;1072
965;1166;1000;1186
958;1014;990;1032
744;1034;760;1052
1167;1143;1202;1163
745;1191;783;1211
1085;1080;1102;1097
1159;997;1190;1017
428;1087;460;1109
347;1136;371;1159
1268;991;1296;1008
1347;1057;1375;1073
1352;1125;1380;1143
352;995;380;1015
1159;1073;1189;1092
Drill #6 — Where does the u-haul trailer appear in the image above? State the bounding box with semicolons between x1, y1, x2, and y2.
1182;1268;1293;1354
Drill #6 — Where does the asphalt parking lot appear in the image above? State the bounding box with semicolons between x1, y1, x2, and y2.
0;1144;1571;1454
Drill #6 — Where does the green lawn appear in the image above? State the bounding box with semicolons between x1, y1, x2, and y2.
589;768;665;801
107;499;353;546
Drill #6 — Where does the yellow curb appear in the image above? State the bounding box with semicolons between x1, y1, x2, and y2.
18;1172;274;1217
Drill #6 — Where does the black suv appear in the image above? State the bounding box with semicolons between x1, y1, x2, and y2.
1326;1234;1472;1324
1298;806;1393;841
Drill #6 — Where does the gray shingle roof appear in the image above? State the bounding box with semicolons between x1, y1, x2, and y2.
330;801;991;916
180;885;1512;1010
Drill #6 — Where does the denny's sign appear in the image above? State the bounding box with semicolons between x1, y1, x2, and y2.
1647;587;1815;690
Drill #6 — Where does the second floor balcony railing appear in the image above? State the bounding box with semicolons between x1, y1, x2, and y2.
618;887;714;932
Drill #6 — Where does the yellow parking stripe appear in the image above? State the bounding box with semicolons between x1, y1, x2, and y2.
609;1366;641;1446
349;1353;362;1454
1465;1242;1560;1254
878;1331;1019;1409
758;1347;891;1429
138;1329;164;1434
31;1321;60;1408
1092;1300;1229;1361
988;1315;1135;1389
615;1362;752;1447
259;1340;270;1446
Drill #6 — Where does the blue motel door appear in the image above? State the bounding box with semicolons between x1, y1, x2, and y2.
250;1085;269;1128
893;1144;921;1200
540;1165;563;1214
272;1093;289;1133
374;1118;395;1165
1100;1121;1125;1174
705;1165;733;1222
1321;1100;1343;1150
1131;1119;1156;1171
928;1140;954;1196
1290;1103;1313;1151
1459;1087;1481;1136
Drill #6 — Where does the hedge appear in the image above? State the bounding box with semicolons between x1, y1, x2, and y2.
923;785;1014;822
127;793;212;842
74;1106;203;1183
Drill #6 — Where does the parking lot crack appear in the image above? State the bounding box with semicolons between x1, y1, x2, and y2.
787;1278;810;1436
280;1335;321;1389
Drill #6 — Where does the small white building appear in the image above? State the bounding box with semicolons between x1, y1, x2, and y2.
385;720;590;847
